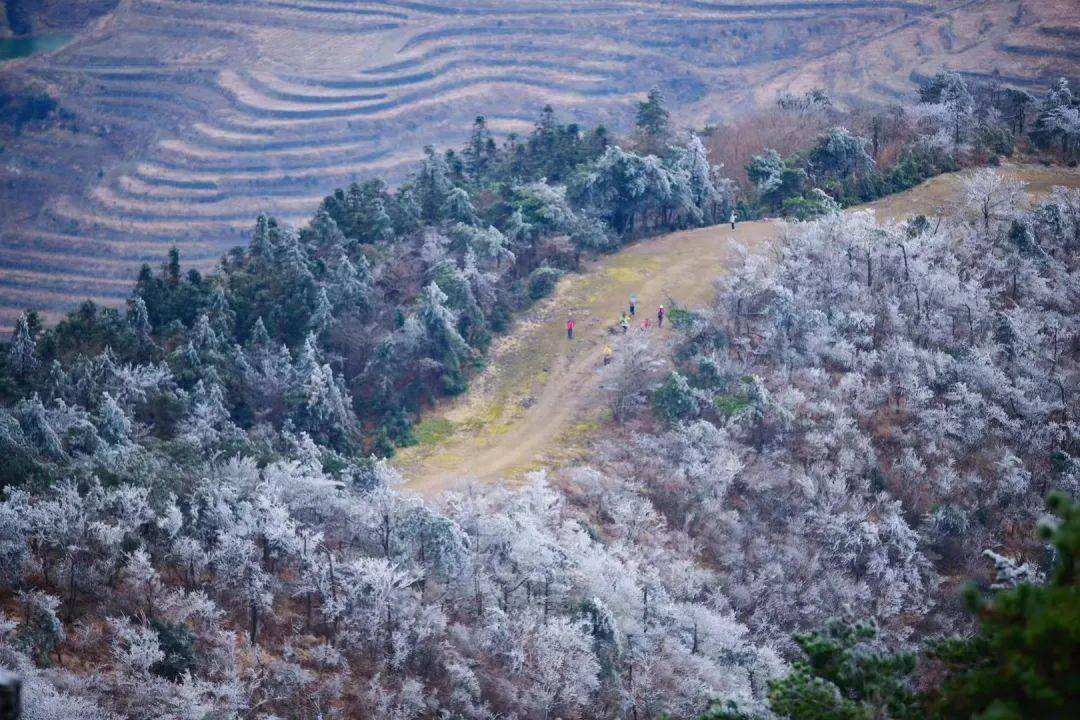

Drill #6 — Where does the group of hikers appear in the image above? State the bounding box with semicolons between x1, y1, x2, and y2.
561;212;743;364
565;294;669;366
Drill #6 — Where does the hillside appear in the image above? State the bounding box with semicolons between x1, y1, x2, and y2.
0;159;1077;718
0;0;1077;331
395;162;1080;493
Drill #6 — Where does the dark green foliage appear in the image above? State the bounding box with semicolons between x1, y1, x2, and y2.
781;189;840;221
881;143;958;196
527;266;562;301
747;149;808;211
133;248;212;332
807;127;875;186
464;115;497;179
694;700;762;720
653;372;699;423
769;620;919;720
150;619;197;683
636;86;672;154
930;494;1080;720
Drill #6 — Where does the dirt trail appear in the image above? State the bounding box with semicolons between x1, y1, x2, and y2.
396;163;1080;495
394;218;775;494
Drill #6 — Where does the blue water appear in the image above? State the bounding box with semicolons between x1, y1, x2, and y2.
0;35;71;61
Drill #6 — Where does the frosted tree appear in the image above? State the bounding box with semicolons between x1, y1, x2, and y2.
126;297;155;356
308;285;335;336
675;133;725;223
96;392;133;445
328;247;370;311
441;186;479;226
108;617;164;676
960;168;1027;231
17;589;65;663
420;281;470;393
296;361;356;448
8;312;38;377
212;531;272;644
415;145;454;223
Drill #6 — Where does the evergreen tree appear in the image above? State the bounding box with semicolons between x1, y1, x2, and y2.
415;146;454;223
247;316;271;350
419;282;469;394
97;391;133;445
464;115;497;180
309;286;335;336
164;246;182;288
806;127;875;189
768;620;919;720
342;179;396;245
250;213;279;261
930;494;1079;720
127;296;155;357
636;86;672;155
919;71;974;154
440;187;479;226
206;285;235;338
675;134;724;223
302;209;348;255
8;312;38;377
328;247;371;311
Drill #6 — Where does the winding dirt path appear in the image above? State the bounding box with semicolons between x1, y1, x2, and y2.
395;163;1080;495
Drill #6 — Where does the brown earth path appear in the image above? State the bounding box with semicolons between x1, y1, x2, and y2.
395;163;1080;495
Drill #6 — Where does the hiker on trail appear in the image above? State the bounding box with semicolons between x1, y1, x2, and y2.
730;210;737;230
629;295;637;317
566;316;576;340
643;318;651;331
603;345;614;366
620;313;630;334
657;304;665;328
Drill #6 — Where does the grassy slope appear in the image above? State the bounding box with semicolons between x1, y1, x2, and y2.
396;163;1080;495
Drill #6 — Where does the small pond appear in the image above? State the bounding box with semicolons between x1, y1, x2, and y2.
0;35;71;62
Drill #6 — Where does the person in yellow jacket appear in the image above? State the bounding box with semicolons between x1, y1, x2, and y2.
602;345;614;366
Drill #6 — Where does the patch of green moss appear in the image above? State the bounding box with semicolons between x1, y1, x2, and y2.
714;395;749;417
414;417;457;446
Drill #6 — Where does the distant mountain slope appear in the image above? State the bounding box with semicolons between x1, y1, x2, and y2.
0;0;1076;331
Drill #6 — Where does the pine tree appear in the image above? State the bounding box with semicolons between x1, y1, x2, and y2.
676;134;723;223
328;248;371;311
415;146;454;223
440;187;479;226
303;209;348;255
636;86;672;155
766;620;919;720
164;246;182;288
343;180;395;245
97;391;132;445
127;296;155;355
309;286;335;336
247;316;272;350
250;213;278;261
464;115;496;180
8;312;38;377
931;494;1079;720
420;282;469;394
18;394;64;459
206;285;235;338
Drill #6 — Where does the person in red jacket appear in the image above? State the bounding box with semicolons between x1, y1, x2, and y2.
566;316;576;340
657;305;665;328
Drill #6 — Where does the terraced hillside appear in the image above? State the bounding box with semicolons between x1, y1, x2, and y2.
0;0;1077;331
